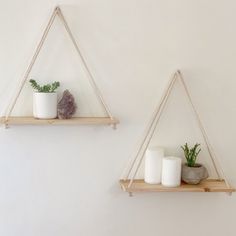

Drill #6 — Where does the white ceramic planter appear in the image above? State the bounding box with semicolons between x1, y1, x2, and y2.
33;92;57;119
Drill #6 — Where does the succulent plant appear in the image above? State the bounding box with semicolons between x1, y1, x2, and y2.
181;143;201;167
29;79;60;93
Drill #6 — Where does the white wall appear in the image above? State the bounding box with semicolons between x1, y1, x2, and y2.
0;0;236;235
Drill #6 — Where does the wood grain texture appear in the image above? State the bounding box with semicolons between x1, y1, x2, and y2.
0;116;119;126
120;179;235;193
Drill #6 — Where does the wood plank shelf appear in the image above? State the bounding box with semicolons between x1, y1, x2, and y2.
0;116;119;126
120;179;235;193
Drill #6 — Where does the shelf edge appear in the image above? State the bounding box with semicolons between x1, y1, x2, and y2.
0;116;119;126
119;179;235;193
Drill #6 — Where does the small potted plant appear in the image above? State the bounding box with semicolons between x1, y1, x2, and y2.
181;143;209;184
29;79;60;119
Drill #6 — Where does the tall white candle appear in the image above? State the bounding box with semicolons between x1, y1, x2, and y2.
144;147;164;184
161;156;182;187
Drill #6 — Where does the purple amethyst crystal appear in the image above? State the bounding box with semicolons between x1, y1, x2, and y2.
57;90;77;119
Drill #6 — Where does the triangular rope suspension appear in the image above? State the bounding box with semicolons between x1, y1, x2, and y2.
4;6;114;124
122;70;231;191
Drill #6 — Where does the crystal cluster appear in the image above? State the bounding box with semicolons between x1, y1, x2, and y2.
57;90;77;119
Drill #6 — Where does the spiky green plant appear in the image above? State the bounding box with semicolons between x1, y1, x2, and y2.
29;79;60;93
181;143;201;167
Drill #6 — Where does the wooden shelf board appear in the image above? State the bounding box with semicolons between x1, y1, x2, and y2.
120;179;235;193
0;116;119;126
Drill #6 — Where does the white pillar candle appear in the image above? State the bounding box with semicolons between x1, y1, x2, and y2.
161;156;182;187
144;147;164;184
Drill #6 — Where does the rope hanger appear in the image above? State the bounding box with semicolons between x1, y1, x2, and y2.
5;6;114;125
123;70;231;190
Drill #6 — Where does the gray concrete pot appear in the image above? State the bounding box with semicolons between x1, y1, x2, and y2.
181;163;209;184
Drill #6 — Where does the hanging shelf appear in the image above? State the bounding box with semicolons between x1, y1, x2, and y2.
120;179;234;193
0;117;119;126
120;70;235;195
1;6;118;129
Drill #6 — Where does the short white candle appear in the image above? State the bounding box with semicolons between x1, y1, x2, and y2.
144;147;164;184
161;156;182;187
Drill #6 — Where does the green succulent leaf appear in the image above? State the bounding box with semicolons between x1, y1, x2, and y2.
29;79;60;93
181;143;201;167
